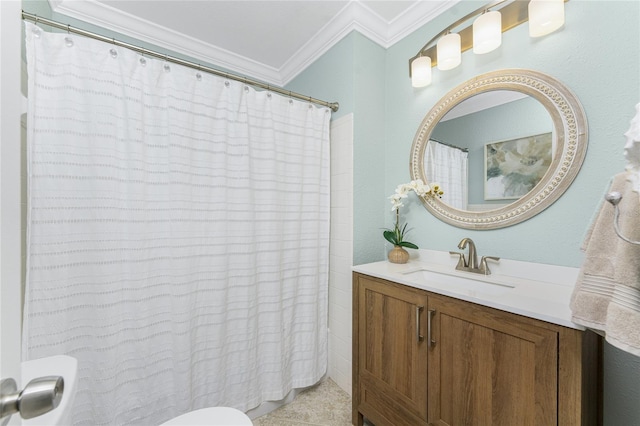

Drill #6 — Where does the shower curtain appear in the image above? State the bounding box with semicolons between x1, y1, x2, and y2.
23;22;329;426
425;140;468;210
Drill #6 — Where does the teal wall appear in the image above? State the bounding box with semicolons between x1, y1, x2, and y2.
385;0;640;268
288;32;387;265
288;1;640;424
290;1;640;269
432;96;552;206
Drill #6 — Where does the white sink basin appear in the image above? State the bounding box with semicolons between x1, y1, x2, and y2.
402;268;515;297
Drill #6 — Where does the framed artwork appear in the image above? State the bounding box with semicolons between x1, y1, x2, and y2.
484;132;553;200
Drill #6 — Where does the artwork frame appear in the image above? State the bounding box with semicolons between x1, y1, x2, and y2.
484;132;553;201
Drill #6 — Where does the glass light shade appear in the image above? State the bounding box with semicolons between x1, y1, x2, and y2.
528;0;565;37
411;56;432;87
473;11;502;54
437;33;461;71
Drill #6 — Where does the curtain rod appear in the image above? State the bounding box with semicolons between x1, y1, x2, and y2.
21;10;340;112
429;138;469;153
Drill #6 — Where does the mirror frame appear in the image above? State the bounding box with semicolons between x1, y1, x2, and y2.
410;68;588;230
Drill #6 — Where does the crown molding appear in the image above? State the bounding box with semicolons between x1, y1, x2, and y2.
48;0;284;85
280;1;460;84
385;0;462;47
279;1;375;85
47;0;459;87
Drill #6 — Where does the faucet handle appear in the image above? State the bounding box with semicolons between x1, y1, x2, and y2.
449;251;467;269
479;256;500;275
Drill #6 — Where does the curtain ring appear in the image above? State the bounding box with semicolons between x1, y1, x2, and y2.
31;15;43;37
67;24;71;34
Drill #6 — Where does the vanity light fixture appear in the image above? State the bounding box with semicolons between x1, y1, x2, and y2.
411;56;432;87
529;0;565;37
473;10;502;54
437;32;461;71
409;0;568;87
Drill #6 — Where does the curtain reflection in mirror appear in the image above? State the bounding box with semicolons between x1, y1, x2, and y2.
425;140;468;210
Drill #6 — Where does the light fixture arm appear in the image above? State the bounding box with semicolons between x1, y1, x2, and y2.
408;0;568;77
409;0;508;76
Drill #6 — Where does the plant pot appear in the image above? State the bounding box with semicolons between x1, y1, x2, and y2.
388;245;409;264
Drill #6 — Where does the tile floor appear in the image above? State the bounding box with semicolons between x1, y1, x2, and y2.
252;379;352;426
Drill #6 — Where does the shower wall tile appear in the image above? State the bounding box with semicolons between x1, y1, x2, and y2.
328;282;351;315
328;113;353;396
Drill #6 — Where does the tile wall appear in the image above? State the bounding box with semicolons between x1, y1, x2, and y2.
328;113;354;395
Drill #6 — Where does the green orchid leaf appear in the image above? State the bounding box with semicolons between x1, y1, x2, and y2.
383;230;398;245
398;241;419;249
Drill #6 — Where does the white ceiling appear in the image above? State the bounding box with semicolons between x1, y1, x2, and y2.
48;0;460;86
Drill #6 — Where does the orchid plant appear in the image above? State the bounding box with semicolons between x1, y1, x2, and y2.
384;179;444;249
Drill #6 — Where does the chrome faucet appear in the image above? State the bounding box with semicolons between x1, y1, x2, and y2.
449;238;500;275
458;237;478;269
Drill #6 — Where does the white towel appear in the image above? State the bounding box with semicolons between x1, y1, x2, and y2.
570;172;640;356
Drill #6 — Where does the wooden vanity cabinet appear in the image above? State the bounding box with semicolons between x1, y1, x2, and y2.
352;272;600;426
353;274;430;426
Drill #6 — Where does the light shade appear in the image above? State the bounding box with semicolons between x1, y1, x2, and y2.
437;33;461;71
411;56;432;87
528;0;565;37
473;11;502;54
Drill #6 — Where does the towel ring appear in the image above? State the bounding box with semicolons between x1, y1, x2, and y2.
605;192;640;245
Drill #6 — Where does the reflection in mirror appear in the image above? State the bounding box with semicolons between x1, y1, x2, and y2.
425;91;553;212
410;69;588;230
424;140;468;209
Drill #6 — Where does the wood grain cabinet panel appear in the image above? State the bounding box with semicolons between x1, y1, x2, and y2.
427;293;557;426
352;272;601;426
354;274;429;426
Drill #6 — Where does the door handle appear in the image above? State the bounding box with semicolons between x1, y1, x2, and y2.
416;306;424;342
428;309;436;348
0;376;64;423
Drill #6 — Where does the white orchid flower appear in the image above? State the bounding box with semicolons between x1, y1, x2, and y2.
395;185;410;196
385;180;444;251
410;179;429;196
389;194;405;210
429;182;444;197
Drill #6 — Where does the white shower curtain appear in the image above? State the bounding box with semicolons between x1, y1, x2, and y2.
424;140;468;210
23;22;329;426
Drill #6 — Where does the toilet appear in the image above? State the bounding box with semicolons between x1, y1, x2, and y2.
159;407;253;426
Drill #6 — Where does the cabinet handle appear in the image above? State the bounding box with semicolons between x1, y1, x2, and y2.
416;306;424;342
428;309;436;348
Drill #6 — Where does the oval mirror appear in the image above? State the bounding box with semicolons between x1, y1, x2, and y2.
410;69;588;229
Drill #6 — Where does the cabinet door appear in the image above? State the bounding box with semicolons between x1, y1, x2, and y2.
355;275;429;426
428;294;558;426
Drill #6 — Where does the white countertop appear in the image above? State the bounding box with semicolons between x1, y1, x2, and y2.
352;249;583;330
